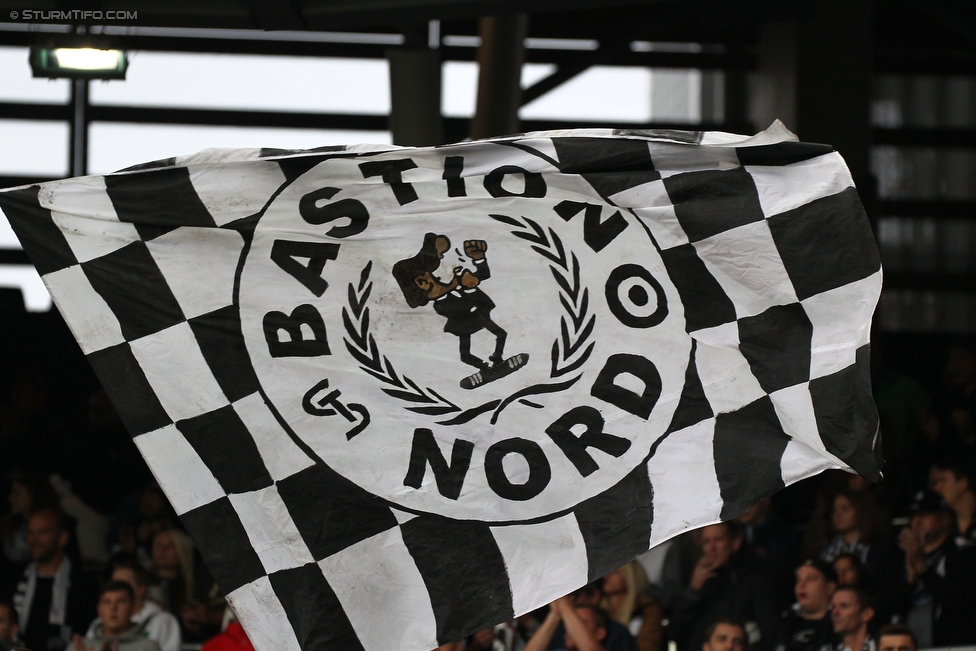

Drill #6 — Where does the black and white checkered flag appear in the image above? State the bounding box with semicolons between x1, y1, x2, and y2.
0;123;882;651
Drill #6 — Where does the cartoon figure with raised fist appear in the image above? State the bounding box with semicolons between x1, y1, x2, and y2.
393;232;527;389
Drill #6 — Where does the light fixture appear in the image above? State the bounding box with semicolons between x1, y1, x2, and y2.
29;36;127;80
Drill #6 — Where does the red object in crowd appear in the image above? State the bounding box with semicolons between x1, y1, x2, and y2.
201;623;255;651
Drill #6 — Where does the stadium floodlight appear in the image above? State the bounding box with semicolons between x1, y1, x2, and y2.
29;37;127;79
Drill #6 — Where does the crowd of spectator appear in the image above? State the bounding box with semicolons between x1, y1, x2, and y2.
0;343;974;651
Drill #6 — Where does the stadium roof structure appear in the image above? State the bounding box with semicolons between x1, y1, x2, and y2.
0;0;975;310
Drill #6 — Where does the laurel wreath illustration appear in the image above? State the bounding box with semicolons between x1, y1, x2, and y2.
341;214;594;425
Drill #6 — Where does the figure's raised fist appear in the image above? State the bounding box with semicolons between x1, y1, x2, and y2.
464;239;487;260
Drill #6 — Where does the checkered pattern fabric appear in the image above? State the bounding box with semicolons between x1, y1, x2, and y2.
0;124;882;651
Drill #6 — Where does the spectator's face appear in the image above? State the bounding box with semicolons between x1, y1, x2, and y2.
140;489;168;519
565;608;605;651
795;567;833;614
879;634;916;651
573;588;602;607
8;481;32;516
0;604;19;643
700;525;737;567
946;347;976;387
471;628;495;648
930;469;968;505
152;532;180;572
111;568;146;604
703;623;747;651
98;590;134;634
831;591;871;636
602;568;626;596
26;511;66;563
833;557;859;587
432;643;463;651
910;512;949;546
831;495;857;534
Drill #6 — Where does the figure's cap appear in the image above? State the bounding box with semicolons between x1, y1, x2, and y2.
797;558;838;583
907;489;949;515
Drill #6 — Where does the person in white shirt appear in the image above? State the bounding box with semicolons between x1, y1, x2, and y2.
831;587;874;651
85;561;181;651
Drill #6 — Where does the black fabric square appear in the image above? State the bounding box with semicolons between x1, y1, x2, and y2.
713;397;791;520
269;563;364;651
176;405;273;494
87;343;172;436
188;306;260;402
117;157;177;173
663;167;765;242
665;341;714;433
660;243;737;332
400;516;513;644
105;166;215;240
551;137;660;197
574;465;654;581
767;187;880;301
809;345;882;481
275;154;336;184
737;303;813;393
180;497;265;594
81;241;185;341
735;142;834;167
275;464;397;561
260;146;345;159
0;185;77;275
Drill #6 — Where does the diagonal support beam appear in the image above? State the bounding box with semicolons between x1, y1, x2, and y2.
520;40;632;107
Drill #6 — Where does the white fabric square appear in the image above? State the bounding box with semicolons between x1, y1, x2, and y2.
768;383;845;468
134;424;225;515
647;418;723;545
318;527;438;651
226;577;302;651
780;439;841;485
512;138;559;164
232;393;314;482
228;486;315;574
129;322;229;421
391;509;417;525
51;210;142;263
38;176;141;263
188;162;287;227
650;144;739;178
145;227;243;320
613;179;689;250
692;322;766;416
490;514;589;617
746;152;853;219
37;176;116;219
694;220;798;319
801;271;882;380
43;265;125;354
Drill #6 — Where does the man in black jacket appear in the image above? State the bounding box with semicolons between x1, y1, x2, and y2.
773;560;837;651
10;508;98;651
393;233;507;371
877;490;976;647
668;523;779;651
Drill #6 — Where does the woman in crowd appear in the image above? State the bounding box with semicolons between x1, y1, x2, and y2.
809;491;884;581
601;561;662;651
148;529;224;642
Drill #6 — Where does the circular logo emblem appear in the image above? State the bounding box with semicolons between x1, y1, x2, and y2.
239;153;691;522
